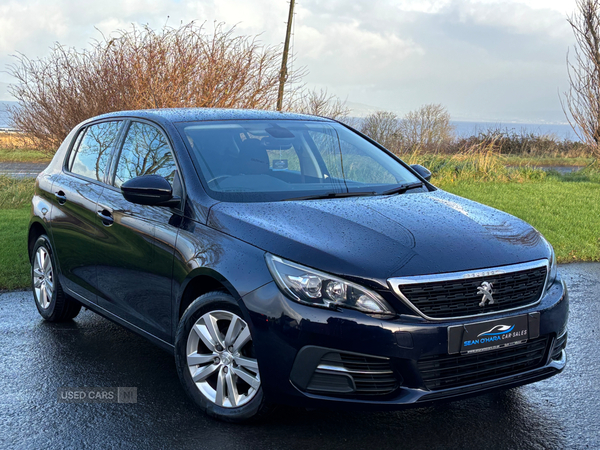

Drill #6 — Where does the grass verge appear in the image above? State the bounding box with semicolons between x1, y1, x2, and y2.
0;176;34;290
502;155;594;167
0;207;31;291
0;148;52;164
0;176;35;209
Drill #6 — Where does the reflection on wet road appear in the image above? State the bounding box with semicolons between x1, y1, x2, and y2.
1;263;598;449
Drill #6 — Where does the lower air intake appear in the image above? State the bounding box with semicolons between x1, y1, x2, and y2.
418;336;550;391
306;352;398;396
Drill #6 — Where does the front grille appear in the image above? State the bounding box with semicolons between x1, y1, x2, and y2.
395;266;547;319
307;352;398;395
418;336;550;391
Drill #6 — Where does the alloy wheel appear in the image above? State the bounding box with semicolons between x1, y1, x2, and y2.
33;246;53;309
186;310;260;408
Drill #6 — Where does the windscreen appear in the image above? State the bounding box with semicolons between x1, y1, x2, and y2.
177;120;422;202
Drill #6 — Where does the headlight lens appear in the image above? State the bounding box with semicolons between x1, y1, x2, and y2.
265;254;394;314
546;246;558;291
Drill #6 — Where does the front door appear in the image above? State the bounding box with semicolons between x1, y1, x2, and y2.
95;121;181;343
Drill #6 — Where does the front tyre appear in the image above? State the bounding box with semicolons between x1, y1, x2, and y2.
31;235;81;322
175;292;272;423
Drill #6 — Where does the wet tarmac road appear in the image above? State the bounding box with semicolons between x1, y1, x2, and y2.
0;162;47;178
1;263;599;450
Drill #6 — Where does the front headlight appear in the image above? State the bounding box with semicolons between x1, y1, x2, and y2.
265;254;394;315
546;245;558;291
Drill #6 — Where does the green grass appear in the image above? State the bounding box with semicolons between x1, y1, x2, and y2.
0;207;31;291
502;155;595;167
439;179;600;263
0;148;52;163
0;177;34;290
405;151;549;184
0;176;35;209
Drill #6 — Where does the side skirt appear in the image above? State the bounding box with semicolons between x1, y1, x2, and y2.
65;285;175;354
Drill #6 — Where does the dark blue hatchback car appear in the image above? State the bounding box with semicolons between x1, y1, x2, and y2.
29;108;568;422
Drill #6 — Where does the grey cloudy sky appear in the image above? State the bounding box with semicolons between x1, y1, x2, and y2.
0;0;579;122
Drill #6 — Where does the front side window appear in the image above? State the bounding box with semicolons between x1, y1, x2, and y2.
114;122;177;188
68;121;123;182
177;120;422;202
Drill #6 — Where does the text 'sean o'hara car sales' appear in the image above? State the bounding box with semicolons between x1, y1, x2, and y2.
28;108;568;422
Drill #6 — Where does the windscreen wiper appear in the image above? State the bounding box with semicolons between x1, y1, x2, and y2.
381;181;424;196
285;191;377;201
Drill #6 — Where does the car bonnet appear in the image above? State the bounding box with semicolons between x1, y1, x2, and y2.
207;190;550;289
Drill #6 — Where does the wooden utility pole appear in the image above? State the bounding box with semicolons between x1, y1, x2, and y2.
276;0;295;111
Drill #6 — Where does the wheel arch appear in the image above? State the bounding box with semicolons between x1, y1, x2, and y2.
176;268;244;322
28;220;49;262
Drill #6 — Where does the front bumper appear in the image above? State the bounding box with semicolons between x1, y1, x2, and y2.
241;277;568;410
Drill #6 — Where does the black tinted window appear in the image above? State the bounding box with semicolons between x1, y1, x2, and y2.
114;122;177;188
69;121;123;182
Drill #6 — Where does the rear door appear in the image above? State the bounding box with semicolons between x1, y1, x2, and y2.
50;120;124;303
95;120;182;342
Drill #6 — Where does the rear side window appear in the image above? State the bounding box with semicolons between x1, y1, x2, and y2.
68;121;123;182
113;121;177;188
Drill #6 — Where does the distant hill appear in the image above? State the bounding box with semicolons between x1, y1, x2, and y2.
0;101;17;129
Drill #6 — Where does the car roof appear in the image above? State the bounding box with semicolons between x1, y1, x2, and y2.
91;108;333;125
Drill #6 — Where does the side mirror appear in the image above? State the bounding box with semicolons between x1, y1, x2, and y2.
410;164;432;182
121;175;180;207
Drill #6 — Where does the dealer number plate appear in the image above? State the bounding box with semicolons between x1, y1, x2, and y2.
449;315;529;355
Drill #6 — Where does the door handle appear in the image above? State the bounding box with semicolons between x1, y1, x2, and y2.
97;209;114;226
54;191;67;205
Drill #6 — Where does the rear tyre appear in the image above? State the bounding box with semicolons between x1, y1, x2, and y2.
31;235;81;322
175;291;273;423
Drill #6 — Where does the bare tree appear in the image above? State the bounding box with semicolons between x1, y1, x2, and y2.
7;22;306;150
288;88;350;120
563;0;600;158
398;104;455;153
359;111;401;154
